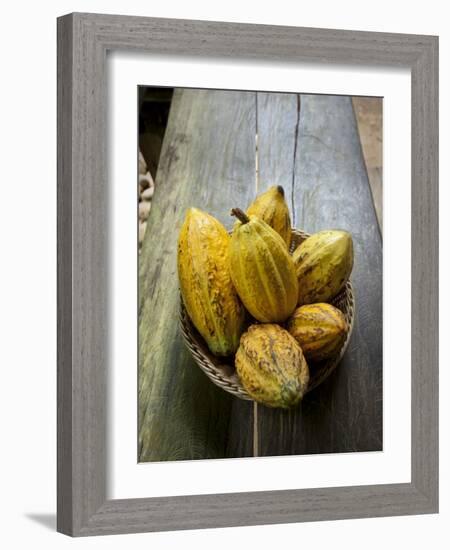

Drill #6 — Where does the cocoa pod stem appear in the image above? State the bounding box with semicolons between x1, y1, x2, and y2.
231;208;250;224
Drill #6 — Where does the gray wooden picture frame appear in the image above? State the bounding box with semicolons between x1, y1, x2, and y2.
57;12;438;537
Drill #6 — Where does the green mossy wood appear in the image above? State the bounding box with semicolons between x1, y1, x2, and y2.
139;89;256;461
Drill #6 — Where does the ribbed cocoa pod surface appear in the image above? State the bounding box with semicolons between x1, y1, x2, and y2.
293;230;353;305
229;209;298;323
246;185;292;248
235;324;310;408
177;208;245;356
287;303;348;362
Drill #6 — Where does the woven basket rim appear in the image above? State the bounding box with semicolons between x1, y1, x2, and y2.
179;227;355;403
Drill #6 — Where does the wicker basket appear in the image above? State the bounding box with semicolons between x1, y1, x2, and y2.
179;227;355;401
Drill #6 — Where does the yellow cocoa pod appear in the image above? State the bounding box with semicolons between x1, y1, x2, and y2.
287;303;348;361
246;185;291;248
229;209;298;323
293;230;353;305
236;324;309;408
177;208;245;356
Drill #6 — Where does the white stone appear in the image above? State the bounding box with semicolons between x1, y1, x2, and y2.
139;173;150;190
141;186;154;201
139;200;152;221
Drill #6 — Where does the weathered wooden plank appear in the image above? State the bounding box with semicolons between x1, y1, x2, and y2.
139;89;256;461
227;92;301;457
258;94;383;456
256;92;299;201
252;92;300;455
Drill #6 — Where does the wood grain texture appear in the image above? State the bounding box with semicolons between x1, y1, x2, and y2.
75;483;433;536
58;13;109;535
139;89;256;461
256;92;299;198
410;38;439;506
57;12;438;536
257;95;382;456
57;14;74;535
74;12;432;66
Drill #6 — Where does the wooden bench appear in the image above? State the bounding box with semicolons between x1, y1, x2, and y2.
139;89;382;461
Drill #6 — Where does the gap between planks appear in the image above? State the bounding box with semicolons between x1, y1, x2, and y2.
251;91;302;458
253;91;259;457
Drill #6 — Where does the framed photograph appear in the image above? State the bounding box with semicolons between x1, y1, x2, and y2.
57;13;438;536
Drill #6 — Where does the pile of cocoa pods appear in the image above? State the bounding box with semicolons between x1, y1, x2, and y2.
177;186;354;408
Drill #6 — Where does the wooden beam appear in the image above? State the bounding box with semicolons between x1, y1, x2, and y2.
138;89;256;461
258;94;383;456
